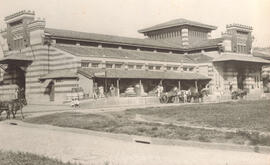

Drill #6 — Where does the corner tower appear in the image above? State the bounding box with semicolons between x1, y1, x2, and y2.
222;24;253;54
1;10;46;51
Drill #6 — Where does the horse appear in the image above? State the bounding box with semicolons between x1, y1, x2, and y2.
0;101;11;119
0;98;27;120
231;89;248;100
186;88;208;103
159;87;181;103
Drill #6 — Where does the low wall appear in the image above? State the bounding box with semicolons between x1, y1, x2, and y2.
79;97;160;109
263;93;270;100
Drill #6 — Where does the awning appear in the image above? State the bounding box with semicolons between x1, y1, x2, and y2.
213;53;270;64
0;54;33;64
40;70;78;80
78;68;210;80
42;79;53;88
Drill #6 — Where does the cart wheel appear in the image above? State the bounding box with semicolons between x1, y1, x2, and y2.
160;95;168;103
171;96;179;103
175;96;180;103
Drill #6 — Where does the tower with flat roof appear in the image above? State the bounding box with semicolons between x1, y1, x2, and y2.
222;23;253;54
1;10;45;51
138;18;217;47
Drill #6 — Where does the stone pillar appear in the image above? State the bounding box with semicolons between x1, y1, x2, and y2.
195;80;198;92
178;80;181;90
117;79;120;97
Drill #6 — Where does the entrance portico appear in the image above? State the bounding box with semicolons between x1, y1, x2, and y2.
78;68;210;98
213;53;270;94
0;54;32;100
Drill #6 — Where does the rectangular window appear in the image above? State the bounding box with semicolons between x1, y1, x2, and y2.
81;62;89;67
166;66;171;70
189;67;194;72
237;45;241;53
115;64;122;69
243;46;246;53
106;64;113;68
183;67;188;71
149;66;154;70
155;66;161;70
128;65;134;69
91;63;99;68
173;67;178;71
136;65;143;69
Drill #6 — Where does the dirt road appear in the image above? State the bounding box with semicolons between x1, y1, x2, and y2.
0;121;269;165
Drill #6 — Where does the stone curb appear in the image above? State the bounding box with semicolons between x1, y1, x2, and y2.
3;120;270;154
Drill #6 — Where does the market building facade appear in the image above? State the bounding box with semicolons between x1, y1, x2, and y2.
0;10;269;103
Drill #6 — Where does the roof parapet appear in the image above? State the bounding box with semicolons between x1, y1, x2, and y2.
138;18;217;33
5;10;35;21
226;23;253;30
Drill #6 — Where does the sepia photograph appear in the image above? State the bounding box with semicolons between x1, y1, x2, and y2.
0;0;270;164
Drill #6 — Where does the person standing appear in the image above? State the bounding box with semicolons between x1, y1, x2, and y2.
157;83;163;97
109;84;115;97
229;81;233;93
99;86;105;98
14;87;19;100
93;82;98;100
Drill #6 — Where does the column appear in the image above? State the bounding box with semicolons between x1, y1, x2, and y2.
195;80;198;92
117;79;120;97
139;79;142;96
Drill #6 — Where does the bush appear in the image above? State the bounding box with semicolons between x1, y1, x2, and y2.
0;151;77;165
198;135;211;142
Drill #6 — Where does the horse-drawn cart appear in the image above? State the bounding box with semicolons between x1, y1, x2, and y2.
159;91;180;103
159;87;208;104
159;88;186;103
0;98;27;120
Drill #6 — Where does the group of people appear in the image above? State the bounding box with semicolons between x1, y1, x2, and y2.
71;83;118;108
156;83;164;97
93;83;116;99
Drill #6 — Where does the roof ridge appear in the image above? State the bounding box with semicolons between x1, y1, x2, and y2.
45;27;183;49
53;44;195;63
54;43;186;56
138;18;217;33
45;27;146;40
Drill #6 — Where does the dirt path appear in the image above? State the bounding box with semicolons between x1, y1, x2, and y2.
22;101;221;118
133;114;270;136
0;121;269;165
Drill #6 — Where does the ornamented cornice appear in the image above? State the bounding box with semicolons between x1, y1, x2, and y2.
5;10;35;21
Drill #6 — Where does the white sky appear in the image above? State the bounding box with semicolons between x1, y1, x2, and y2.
0;0;270;57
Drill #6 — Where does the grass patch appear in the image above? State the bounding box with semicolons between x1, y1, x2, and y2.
0;150;77;165
125;100;270;132
25;100;270;146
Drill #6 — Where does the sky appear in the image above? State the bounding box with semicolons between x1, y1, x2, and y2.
0;0;270;57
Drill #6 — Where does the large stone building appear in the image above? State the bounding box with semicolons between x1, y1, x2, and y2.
0;10;269;103
253;47;270;93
